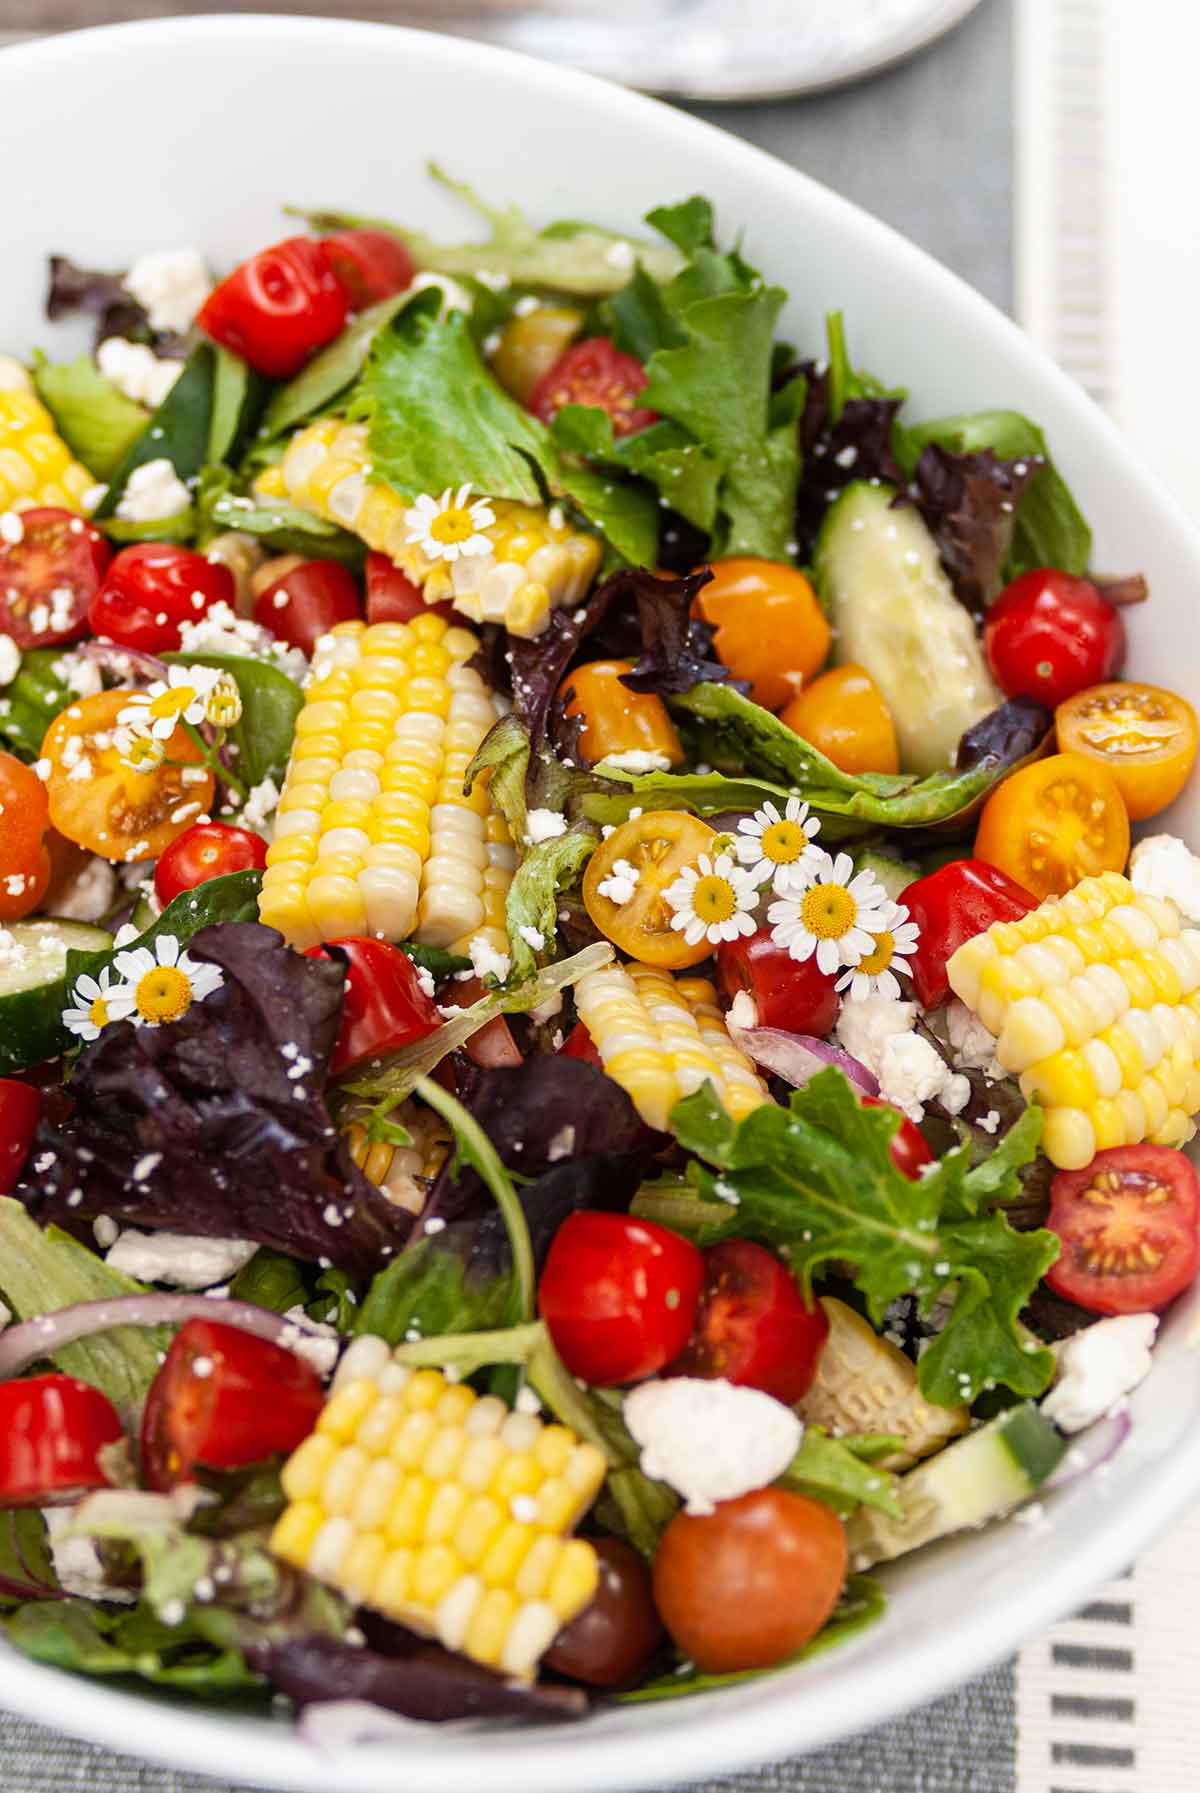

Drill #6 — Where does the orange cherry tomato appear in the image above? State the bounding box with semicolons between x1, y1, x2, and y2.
1055;681;1198;821
779;663;899;775
559;660;683;768
695;559;831;711
582;810;719;969
0;751;51;921
41;690;215;864
973;750;1129;901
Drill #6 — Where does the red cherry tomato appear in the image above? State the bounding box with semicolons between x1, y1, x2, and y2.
669;1239;828;1404
0;1374;123;1507
88;543;234;655
984;570;1125;709
1045;1145;1200;1315
0;751;51;922
559;1020;604;1070
0;508;110;648
528;337;657;438
305;936;441;1077
154;820;268;909
0;1078;42;1196
543;1536;663;1687
539;1211;704;1386
196;236;349;379
365;551;426;624
320;230;415;310
254;559;362;656
716;926;839;1035
901;858;1038;1010
140;1318;324;1491
450;973;524;1069
861;1096;934;1180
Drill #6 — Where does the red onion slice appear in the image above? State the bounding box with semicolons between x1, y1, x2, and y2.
729;1024;879;1096
1044;1408;1132;1491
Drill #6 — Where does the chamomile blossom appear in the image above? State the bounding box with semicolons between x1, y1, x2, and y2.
118;665;223;742
203;672;243;728
115;727;166;774
62;965;125;1042
108;934;223;1027
663;852;760;948
404;485;496;564
767;850;891;976
735;797;823;892
835;902;921;1001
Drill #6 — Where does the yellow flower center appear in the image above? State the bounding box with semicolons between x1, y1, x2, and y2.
692;874;739;924
135;965;193;1024
760;819;809;865
88;996;109;1028
205;675;242;726
429;506;477;546
800;882;857;940
856;930;895;975
124;736;164;771
148;687;193;722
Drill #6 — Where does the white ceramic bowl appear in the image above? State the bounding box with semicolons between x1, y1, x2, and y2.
4;15;1200;1791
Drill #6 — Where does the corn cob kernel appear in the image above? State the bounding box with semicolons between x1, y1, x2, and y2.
574;959;772;1131
947;873;1200;1169
272;1342;605;1677
277;420;602;638
0;361;100;513
344;1099;452;1216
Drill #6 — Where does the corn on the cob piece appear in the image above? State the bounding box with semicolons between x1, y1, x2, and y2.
272;1336;606;1677
260;615;513;954
947;871;1200;1169
0;358;99;514
573;960;772;1132
272;419;602;638
344;1102;452;1216
796;1298;968;1469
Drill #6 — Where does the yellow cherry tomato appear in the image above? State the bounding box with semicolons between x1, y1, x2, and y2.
490;305;584;403
1055;681;1198;821
41;689;215;864
583;810;719;968
973;751;1129;900
778;663;899;775
560;660;684;768
695;559;831;712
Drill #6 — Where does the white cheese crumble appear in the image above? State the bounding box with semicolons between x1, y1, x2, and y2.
279;1306;341;1379
123;246;212;334
1129;833;1200;922
623;1377;803;1515
45;855;116;924
53;651;104;699
726;990;759;1032
595;857;640;906
595;749;673;774
0;634;20;687
42;1507;135;1605
105;1231;257;1290
114;457;191;523
468;934;511;984
835;992;968;1121
96;336;182;409
1042;1314;1158;1434
516;924;545;951
942;998;1005;1080
524;807;567;844
240;776;280;832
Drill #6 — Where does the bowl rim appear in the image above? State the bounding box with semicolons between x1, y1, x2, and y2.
4;13;1200;1790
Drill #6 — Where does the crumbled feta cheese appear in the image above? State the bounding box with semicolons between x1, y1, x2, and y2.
0;508;25;541
47;855;117;924
835;991;918;1076
406;271;474;317
54;651;104;699
42;1507;135;1605
468;934;511;984
414;964;437;1001
1042;1314;1158;1434
178;599;308;681
524;807;567;844
240;776;280;832
123;246;212;333
595;749;673;774
943;998;1005;1079
978;1108;1001;1134
595;857;640;905
105;1231;257;1290
603;239;636;270
279;1306;341;1379
624;1377;803;1515
0;634;19;687
836;992;968;1120
115;457;191;523
1130;833;1200;922
97;336;183;409
726;990;758;1032
516;924;545;951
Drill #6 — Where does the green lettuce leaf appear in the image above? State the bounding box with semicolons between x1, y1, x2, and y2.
0;646;73;762
505;825;598;981
198;466;365;566
95;342;215;522
4;1597;259;1693
163;650;302;789
356;1237;514;1345
32;352;147;479
781;1427;902;1519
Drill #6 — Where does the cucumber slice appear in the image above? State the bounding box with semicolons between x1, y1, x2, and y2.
854;850;918;906
0;918;112;1075
845;1402;1067;1567
814;481;1002;776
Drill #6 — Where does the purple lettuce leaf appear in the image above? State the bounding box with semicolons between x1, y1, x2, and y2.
908;442;1040;615
792;357;905;558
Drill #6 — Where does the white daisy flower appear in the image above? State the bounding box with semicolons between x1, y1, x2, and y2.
115;727;166;774
108;933;224;1027
62;965;126;1042
663;851;761;948
835;901;922;1002
735;797;823;891
767;850;891;976
118;665;223;742
404;485;496;564
203;672;243;728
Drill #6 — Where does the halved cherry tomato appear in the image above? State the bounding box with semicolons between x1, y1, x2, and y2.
695;560;831;712
366;551;434;625
973;751;1130;902
560;660;683;768
583;811;720;971
88;543;234;655
41;689;214;863
0;1374;123;1508
155;820;268;908
538;1210;704;1385
528;336;656;438
559;1020;604;1070
716;926;839;1034
670;1240;829;1403
901;858;1038;1009
0;1078;41;1195
304;937;441;1077
0;508;110;648
1055;681;1198;821
652;1488;847;1674
254;559;362;656
1045;1144;1200;1314
491;306;584;404
449;973;524;1069
543;1536;663;1687
141;1318;324;1491
861;1096;934;1180
779;663;898;775
196;236;349;379
319;229;414;309
984;569;1125;708
0;751;51;921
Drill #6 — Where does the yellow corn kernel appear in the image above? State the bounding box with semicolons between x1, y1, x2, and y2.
0;377;100;513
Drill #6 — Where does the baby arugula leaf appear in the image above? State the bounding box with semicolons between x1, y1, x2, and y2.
671;1071;1057;1408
